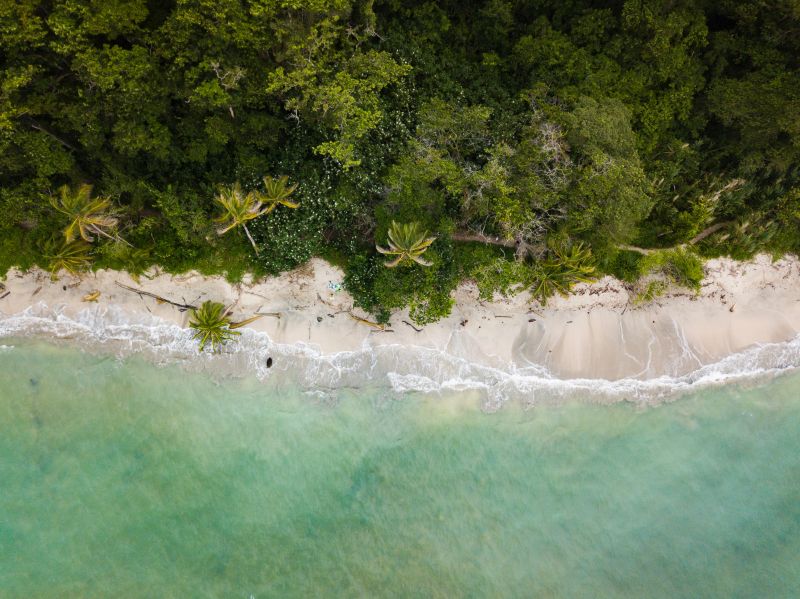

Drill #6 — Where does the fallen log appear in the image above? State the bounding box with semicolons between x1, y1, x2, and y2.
114;281;197;311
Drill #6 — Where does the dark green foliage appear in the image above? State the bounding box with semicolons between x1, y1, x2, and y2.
1;0;799;321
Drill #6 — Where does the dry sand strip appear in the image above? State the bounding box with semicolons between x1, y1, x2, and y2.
1;255;799;380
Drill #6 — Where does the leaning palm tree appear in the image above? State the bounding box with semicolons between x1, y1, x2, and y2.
257;175;300;215
376;221;437;267
44;239;93;280
213;182;263;254
188;300;241;353
49;183;119;243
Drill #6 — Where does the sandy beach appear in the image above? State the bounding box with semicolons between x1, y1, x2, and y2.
1;254;799;382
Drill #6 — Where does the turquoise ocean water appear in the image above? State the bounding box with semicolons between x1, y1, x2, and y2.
1;338;799;598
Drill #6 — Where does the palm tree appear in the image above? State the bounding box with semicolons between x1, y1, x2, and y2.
530;266;569;305
531;242;597;305
376;221;437;267
213;182;263;254
49;183;119;243
257;175;300;215
551;241;597;282
44;239;92;280
188;300;241;352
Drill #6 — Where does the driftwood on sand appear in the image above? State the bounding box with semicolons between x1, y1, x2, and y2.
348;311;393;332
116;281;282;325
115;281;198;311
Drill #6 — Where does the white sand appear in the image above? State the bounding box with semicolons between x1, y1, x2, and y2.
1;254;799;380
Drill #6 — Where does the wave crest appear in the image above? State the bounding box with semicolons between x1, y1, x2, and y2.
2;303;798;410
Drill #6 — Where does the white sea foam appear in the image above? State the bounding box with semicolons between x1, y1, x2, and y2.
1;302;798;410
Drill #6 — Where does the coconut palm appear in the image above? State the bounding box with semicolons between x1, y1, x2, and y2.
44;239;93;280
532;242;597;305
257;175;300;215
531;266;570;305
214;177;300;254
188;300;241;352
551;241;597;282
376;221;437;267
49;183;119;243
213;182;263;254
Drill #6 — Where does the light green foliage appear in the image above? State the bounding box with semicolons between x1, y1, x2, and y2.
632;279;668;306
712;217;780;261
773;188;800;255
472;258;535;301
213;177;299;254
376;221;437;267
49;184;119;243
371;257;456;326
44;239;93;280
188;300;240;353
256;176;300;215
214;182;263;253
531;241;598;305
638;247;704;293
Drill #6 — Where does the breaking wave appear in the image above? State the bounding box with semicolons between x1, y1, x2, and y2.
2;303;799;410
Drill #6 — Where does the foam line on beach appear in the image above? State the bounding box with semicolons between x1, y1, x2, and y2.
2;302;798;410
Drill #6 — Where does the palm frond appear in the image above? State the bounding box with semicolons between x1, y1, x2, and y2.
255;175;300;216
213;183;264;253
188;300;241;352
376;221;437;268
45;239;93;280
50;184;119;243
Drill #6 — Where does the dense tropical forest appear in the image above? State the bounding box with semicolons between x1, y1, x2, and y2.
1;0;799;323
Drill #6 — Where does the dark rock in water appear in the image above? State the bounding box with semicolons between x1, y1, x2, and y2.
29;378;38;387
266;357;273;368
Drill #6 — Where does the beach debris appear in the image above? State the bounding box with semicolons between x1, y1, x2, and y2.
0;290;9;300
255;311;281;318
460;319;468;326
327;281;342;293
528;318;536;322
402;320;423;332
317;316;323;322
348;311;392;331
266;357;273;368
82;290;101;302
729;303;736;312
31;285;42;297
114;281;197;311
229;313;265;329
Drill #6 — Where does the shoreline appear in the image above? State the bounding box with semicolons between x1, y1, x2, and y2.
1;254;800;404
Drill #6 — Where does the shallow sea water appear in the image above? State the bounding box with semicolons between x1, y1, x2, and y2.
1;339;799;598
